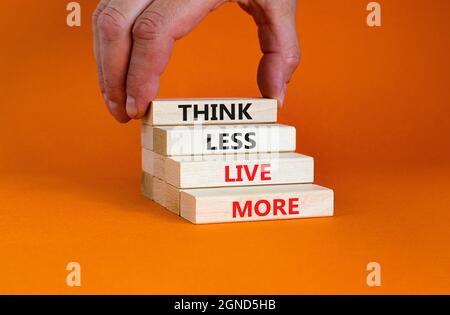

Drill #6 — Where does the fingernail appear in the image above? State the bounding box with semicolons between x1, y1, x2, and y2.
278;83;287;107
103;94;117;113
108;99;119;111
126;96;138;118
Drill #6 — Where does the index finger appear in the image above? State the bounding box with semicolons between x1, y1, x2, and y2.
125;0;225;119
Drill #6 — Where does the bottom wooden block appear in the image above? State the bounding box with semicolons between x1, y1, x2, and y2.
180;184;333;224
142;172;333;224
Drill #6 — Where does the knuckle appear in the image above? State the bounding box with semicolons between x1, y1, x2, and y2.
97;7;129;41
92;9;102;25
133;10;166;41
284;46;301;68
92;1;108;24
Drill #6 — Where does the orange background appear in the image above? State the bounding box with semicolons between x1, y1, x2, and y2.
0;0;449;294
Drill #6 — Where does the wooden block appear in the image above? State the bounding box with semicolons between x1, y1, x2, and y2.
141;149;164;179
143;124;296;156
141;172;180;215
152;176;166;206
142;149;314;188
141;171;154;200
143;171;332;224
142;98;277;126
180;184;333;224
141;123;153;150
165;183;181;214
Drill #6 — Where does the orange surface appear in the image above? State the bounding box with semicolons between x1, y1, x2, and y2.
0;0;449;294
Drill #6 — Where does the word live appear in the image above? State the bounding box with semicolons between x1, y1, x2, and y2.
140;98;334;224
225;164;271;182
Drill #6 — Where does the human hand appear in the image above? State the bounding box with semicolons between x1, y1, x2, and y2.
93;0;300;123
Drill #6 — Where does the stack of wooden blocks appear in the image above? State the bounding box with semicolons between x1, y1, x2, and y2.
141;98;334;224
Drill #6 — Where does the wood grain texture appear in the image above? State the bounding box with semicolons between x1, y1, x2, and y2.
141;98;277;126
141;172;180;215
142;123;296;156
141;149;165;179
142;149;314;188
140;171;154;200
152;176;166;207
180;184;333;224
141;123;153;150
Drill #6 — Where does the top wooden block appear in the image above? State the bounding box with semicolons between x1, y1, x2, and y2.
141;98;277;126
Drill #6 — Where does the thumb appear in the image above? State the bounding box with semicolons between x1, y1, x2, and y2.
240;0;300;106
